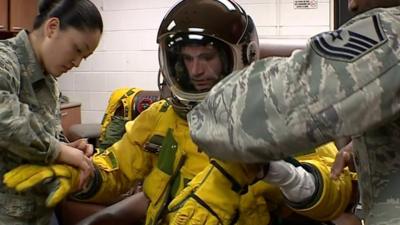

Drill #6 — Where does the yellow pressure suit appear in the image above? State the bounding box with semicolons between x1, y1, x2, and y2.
82;99;354;225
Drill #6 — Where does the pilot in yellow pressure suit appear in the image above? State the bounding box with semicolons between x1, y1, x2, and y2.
3;1;355;225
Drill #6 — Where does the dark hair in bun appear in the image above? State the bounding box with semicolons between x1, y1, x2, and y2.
33;0;103;33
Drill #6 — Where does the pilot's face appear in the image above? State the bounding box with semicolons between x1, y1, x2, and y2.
181;44;223;92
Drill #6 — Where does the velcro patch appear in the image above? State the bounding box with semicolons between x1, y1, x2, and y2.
311;15;386;62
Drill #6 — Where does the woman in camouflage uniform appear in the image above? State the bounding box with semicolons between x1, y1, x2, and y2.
0;0;102;224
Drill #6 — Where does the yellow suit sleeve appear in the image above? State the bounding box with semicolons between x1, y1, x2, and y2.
87;101;167;204
290;142;354;221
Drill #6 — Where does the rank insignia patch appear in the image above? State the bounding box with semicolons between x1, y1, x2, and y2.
311;15;386;62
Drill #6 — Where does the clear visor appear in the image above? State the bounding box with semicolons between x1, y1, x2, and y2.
159;34;233;102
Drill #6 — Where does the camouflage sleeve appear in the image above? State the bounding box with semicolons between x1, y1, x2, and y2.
188;8;400;163
0;48;59;163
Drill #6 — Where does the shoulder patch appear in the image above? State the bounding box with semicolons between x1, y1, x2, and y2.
311;15;386;62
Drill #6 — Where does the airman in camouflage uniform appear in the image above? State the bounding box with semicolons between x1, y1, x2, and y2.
0;30;63;225
0;0;103;224
188;1;400;225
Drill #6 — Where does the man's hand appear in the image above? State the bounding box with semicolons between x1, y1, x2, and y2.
331;141;354;180
3;164;82;207
168;160;258;225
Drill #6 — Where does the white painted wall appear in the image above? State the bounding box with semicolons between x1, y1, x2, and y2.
59;0;332;124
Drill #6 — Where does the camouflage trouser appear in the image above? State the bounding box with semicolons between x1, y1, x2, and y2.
0;191;53;225
353;120;400;225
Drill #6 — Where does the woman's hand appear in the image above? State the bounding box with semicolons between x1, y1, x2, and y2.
56;143;95;188
66;138;94;157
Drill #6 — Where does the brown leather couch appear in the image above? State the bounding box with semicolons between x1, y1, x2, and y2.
259;38;306;58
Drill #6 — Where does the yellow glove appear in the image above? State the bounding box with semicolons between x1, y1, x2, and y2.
3;164;81;207
47;164;81;207
3;165;54;191
168;160;259;225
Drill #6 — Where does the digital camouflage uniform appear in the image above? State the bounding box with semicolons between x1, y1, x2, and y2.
189;6;400;225
0;31;61;225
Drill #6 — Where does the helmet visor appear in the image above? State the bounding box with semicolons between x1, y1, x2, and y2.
159;33;233;101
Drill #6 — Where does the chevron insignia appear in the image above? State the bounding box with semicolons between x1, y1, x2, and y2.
311;15;386;62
